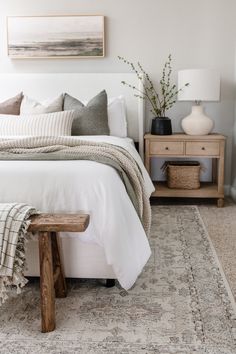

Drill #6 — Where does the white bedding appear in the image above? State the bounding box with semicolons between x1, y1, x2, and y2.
0;136;154;289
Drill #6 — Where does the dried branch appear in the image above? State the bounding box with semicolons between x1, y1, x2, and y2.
118;55;189;117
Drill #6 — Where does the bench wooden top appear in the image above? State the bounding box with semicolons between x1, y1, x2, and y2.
28;213;90;232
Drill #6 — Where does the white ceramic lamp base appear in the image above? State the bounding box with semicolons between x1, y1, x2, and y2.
181;105;214;135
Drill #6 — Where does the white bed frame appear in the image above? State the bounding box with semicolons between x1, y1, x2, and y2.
0;73;145;280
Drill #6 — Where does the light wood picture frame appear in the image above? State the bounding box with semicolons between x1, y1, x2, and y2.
7;15;105;59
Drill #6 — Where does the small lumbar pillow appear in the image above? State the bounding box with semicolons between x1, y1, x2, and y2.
20;94;64;114
0;110;75;136
0;93;23;115
63;90;109;136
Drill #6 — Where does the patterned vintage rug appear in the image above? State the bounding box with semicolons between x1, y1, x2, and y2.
0;206;236;354
199;201;236;302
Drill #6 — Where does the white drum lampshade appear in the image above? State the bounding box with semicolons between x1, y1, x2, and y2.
178;69;220;135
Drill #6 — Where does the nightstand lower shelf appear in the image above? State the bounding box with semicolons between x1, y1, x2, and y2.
152;182;224;206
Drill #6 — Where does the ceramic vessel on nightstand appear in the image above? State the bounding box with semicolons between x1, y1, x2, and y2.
181;105;214;135
151;117;172;135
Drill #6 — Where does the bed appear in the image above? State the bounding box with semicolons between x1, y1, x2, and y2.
0;73;154;290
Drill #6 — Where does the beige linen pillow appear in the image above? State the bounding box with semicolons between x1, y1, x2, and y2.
0;93;23;115
20;94;63;114
0;110;75;136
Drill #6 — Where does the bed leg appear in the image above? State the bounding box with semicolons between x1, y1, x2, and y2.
105;279;116;288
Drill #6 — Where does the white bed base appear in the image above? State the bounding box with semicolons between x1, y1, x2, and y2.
25;238;115;279
0;73;145;281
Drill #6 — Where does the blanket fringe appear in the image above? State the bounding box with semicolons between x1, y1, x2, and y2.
0;218;31;305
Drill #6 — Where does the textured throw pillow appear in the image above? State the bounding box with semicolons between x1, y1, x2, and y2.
83;96;128;137
0;93;23;115
63;90;109;136
20;94;63;114
0;110;75;136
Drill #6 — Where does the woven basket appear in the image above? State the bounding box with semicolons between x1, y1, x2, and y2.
165;161;201;190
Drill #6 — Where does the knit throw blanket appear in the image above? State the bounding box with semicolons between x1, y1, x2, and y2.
0;203;38;305
0;137;151;234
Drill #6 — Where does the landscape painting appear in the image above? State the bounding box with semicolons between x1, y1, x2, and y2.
7;15;105;58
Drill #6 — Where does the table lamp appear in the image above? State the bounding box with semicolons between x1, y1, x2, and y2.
178;69;220;135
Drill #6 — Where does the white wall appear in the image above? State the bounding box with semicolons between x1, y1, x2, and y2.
1;0;236;186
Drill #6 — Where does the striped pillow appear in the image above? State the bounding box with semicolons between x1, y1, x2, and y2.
0;110;75;136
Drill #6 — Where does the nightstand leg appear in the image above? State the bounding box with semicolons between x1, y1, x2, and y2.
217;198;224;208
212;158;217;184
217;141;225;195
145;140;151;175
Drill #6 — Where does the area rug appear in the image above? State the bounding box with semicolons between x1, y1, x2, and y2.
0;206;236;354
199;201;236;302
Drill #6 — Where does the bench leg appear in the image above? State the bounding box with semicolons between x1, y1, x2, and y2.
51;232;67;298
38;231;55;333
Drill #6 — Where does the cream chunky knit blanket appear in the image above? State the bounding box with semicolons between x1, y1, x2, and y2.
0;137;151;235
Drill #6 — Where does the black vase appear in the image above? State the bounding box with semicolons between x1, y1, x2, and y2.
151;117;172;135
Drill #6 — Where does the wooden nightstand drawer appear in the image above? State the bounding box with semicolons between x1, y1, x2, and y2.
186;142;220;156
150;141;184;155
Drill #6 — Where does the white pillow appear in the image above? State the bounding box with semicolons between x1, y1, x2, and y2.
108;96;127;137
20;94;63;114
0;110;75;136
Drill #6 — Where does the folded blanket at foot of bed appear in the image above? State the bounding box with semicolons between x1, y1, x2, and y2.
0;203;37;304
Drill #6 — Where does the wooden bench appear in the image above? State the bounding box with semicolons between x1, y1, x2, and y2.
28;213;90;333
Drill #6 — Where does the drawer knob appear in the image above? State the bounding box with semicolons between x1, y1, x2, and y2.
201;147;205;150
165;147;169;150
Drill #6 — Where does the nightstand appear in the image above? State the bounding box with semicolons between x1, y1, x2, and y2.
144;133;226;207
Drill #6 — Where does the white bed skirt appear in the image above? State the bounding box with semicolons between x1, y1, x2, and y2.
25;236;116;279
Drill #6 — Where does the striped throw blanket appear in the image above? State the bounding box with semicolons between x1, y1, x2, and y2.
0;203;38;305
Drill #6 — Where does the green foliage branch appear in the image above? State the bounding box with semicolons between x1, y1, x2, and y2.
118;54;189;117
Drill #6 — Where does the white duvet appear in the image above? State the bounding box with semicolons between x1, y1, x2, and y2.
0;136;154;289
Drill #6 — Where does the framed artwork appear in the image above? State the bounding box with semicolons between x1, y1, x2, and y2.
7;15;105;59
